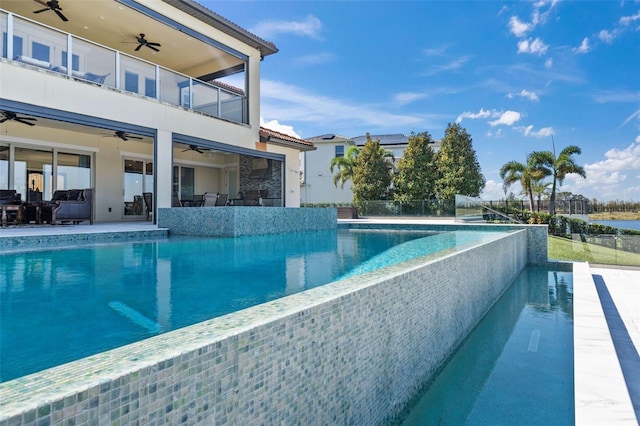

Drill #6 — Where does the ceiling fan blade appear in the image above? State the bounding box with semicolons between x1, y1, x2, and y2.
34;0;49;6
130;136;143;140
135;44;142;52
147;42;161;47
54;9;68;22
33;8;49;13
0;118;8;123
147;45;159;52
15;118;36;126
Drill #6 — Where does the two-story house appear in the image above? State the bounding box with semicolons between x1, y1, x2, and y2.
302;133;440;204
0;0;314;223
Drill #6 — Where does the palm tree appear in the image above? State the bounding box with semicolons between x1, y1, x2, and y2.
329;145;359;188
528;180;551;212
500;154;550;212
533;140;586;214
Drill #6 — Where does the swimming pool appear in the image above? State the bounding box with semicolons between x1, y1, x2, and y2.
0;228;509;382
399;265;574;425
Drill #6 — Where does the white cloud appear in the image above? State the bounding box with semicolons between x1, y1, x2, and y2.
620;108;640;128
394;92;429;105
421;55;473;76
599;29;615;44
517;125;554;138
480;179;509;200
545;58;553;68
260;80;435;132
487;128;503;138
260;117;301;138
422;45;450;56
517;37;549;55
592;91;640;104
507;0;557;37
509;16;532;37
565;142;640;200
250;15;323;40
507;89;540;101
456;108;493;123
573;37;591;54
620;11;640;26
294;52;336;66
489;111;522;126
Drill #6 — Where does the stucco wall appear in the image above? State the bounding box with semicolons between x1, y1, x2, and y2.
0;228;529;425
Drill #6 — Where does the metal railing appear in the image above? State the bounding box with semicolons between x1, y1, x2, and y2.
0;10;247;124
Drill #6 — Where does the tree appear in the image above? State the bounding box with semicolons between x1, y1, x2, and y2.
329;145;359;189
434;123;485;200
351;135;393;202
528;180;551;212
393;131;437;201
532;141;586;214
500;153;550;212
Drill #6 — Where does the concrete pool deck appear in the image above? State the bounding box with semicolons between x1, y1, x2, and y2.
1;220;638;424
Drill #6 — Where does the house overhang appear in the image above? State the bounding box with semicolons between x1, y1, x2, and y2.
160;0;278;58
259;128;316;152
0;0;277;79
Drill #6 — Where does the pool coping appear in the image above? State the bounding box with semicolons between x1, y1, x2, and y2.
573;261;637;424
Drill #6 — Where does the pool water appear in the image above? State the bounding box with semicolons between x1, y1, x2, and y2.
0;228;507;382
399;266;574;425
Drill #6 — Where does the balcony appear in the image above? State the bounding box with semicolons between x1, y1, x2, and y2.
0;8;247;124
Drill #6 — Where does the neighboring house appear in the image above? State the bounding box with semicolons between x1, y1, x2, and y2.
301;134;354;204
0;0;314;223
301;133;440;204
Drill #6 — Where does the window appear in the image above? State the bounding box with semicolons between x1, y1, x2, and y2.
172;166;194;201
125;71;138;93
145;77;156;98
61;51;80;71
335;145;344;158
2;34;23;58
0;146;8;189
57;152;91;189
32;41;50;62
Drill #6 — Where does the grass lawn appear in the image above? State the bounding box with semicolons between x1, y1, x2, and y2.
588;211;640;220
548;235;640;266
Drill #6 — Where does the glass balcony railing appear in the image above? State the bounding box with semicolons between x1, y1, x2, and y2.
0;10;247;124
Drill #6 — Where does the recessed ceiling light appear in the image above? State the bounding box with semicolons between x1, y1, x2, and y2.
83;26;89;30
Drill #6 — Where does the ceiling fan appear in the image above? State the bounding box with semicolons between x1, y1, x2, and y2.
134;34;161;52
102;131;143;141
0;111;37;126
182;144;206;154
33;0;68;22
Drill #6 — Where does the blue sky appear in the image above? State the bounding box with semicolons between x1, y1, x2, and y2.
206;0;639;202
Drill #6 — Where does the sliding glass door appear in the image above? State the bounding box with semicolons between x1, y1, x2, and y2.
123;159;153;217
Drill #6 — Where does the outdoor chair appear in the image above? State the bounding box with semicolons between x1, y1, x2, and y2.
215;193;228;206
191;194;204;207
172;192;183;207
203;193;217;207
143;192;153;221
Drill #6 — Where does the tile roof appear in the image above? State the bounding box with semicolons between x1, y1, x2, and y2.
260;128;315;151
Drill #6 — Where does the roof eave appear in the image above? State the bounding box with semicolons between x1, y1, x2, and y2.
263;137;317;152
160;0;279;57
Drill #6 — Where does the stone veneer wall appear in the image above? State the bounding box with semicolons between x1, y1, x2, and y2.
0;228;530;425
238;154;282;200
158;206;336;237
